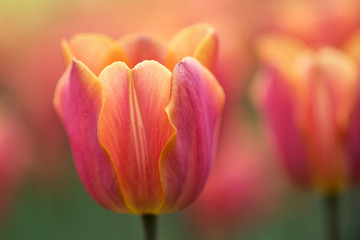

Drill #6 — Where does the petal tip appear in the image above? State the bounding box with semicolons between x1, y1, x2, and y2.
132;60;171;74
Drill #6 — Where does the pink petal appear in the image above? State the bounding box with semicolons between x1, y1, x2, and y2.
97;60;174;214
54;60;128;212
159;57;225;212
261;66;311;188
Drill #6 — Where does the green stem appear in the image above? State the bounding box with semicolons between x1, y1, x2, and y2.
141;214;157;240
324;194;341;240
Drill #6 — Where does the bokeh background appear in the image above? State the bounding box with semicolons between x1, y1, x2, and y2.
1;0;360;239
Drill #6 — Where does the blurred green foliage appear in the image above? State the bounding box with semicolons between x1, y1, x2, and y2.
1;168;360;240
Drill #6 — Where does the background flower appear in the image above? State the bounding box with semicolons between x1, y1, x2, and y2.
256;34;360;193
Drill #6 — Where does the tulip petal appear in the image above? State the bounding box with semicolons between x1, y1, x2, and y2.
97;60;174;214
311;48;357;129
159;57;225;212
167;24;218;71
62;34;128;75
299;48;357;190
54;60;128;212
118;34;168;68
261;66;311;188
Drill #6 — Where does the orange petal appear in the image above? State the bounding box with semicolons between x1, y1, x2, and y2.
62;34;128;75
118;33;168;68
97;60;174;214
166;24;218;71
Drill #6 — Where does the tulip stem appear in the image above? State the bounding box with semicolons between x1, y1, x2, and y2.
142;214;157;240
324;193;341;240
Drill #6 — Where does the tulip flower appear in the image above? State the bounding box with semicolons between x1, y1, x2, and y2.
54;25;224;239
257;34;360;192
256;33;360;240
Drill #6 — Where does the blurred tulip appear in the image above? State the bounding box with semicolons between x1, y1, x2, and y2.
54;25;225;214
186;115;280;239
256;34;360;193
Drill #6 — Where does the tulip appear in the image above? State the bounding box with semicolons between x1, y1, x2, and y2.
256;34;360;240
257;34;360;192
54;25;224;240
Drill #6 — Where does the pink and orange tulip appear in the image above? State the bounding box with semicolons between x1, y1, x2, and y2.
256;34;360;193
54;25;225;214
